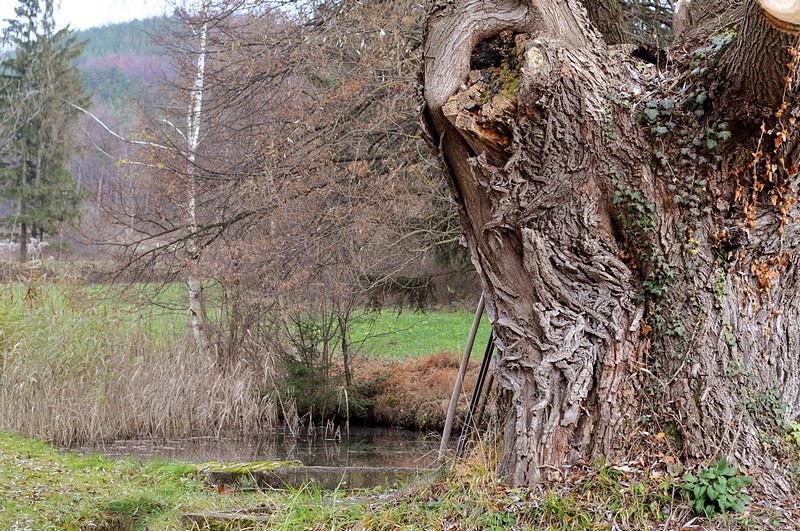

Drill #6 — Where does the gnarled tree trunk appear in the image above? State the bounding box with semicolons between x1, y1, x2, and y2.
421;0;800;497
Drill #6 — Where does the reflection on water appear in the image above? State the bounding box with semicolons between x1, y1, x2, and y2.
75;426;442;468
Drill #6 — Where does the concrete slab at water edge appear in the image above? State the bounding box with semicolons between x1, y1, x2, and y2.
183;499;373;530
183;509;272;530
204;464;435;491
188;465;438;528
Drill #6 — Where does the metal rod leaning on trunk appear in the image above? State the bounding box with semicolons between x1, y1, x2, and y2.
438;294;485;462
456;332;495;457
474;372;494;427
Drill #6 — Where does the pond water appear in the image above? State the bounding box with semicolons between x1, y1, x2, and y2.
75;426;444;468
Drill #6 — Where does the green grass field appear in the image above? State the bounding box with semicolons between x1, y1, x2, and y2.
101;282;494;360
0;431;263;530
352;308;492;359
2;281;491;360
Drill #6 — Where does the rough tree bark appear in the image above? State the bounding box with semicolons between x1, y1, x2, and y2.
584;0;625;45
421;0;800;497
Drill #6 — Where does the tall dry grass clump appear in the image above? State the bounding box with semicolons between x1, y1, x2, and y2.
0;282;277;446
364;351;479;430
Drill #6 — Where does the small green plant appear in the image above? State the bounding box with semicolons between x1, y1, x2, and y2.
705;121;731;151
786;421;800;452
681;457;752;517
747;390;788;430
483;510;517;530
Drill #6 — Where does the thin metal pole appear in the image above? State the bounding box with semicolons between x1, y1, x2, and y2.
457;332;494;457
439;294;485;462
474;372;494;427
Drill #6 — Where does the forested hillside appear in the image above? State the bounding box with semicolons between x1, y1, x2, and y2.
77;18;162;59
65;17;174;230
74;17;170;117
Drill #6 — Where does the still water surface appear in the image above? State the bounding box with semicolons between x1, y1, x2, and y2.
78;427;442;468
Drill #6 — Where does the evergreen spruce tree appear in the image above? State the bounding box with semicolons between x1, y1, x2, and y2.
0;0;88;260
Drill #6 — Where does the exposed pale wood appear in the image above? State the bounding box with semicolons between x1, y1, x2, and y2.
721;0;800;112
758;0;800;31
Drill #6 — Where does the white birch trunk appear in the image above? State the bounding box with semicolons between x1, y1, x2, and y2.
187;19;208;352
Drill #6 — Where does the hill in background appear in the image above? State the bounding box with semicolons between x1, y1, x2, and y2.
74;17;171;119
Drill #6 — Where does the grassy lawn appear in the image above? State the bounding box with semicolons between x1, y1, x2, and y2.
85;282;494;360
2;281;491;360
0;431;264;530
352;309;492;359
1;431;786;530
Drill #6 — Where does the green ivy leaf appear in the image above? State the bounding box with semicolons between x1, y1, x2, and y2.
696;91;708;105
643;107;659;123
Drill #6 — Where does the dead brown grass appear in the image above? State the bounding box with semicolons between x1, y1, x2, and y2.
0;330;277;447
359;351;479;430
0;280;479;443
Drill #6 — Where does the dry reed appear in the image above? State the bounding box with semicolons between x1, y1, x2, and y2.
0;283;278;446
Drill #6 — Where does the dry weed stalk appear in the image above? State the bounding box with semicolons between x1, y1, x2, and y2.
0;326;277;446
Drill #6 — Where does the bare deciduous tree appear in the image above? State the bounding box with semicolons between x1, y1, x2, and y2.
95;0;457;392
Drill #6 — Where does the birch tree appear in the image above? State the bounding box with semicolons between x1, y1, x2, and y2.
184;9;208;351
98;0;451;367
